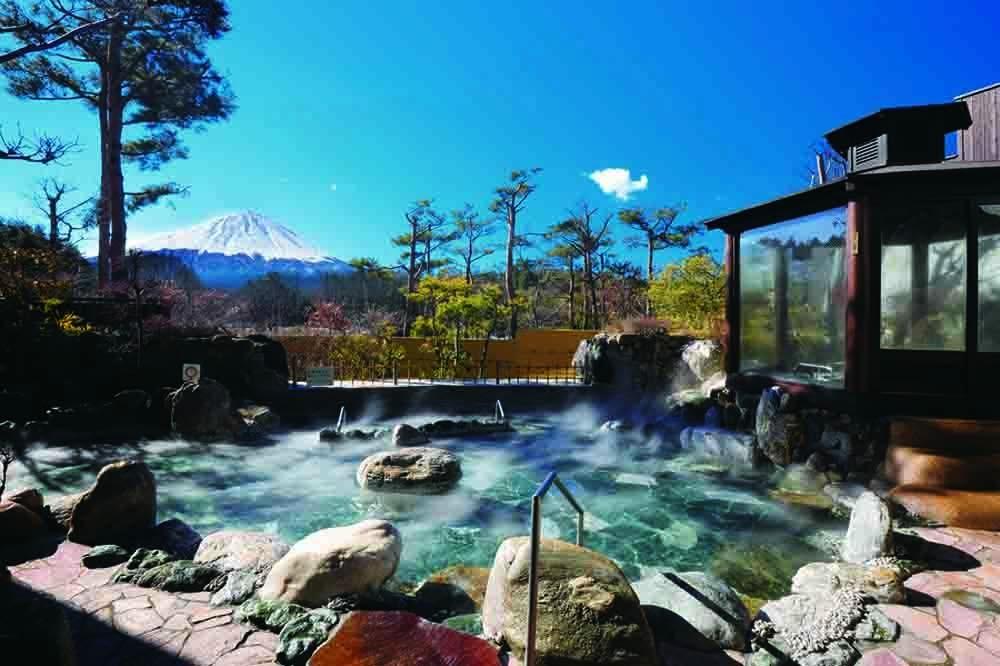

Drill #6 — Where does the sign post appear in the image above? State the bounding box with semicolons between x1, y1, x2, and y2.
182;363;201;385
306;367;333;387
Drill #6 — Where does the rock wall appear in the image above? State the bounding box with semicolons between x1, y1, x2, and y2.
573;333;720;393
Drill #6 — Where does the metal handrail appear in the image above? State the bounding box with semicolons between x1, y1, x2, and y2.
525;471;585;666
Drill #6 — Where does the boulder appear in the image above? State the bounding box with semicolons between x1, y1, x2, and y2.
113;548;176;584
482;536;657;666
320;427;385;442
112;389;151;412
755;386;804;466
633;570;751;651
357;448;462;495
575;332;697;391
678;427;757;466
822;482;866;513
66;460;157;546
419;419;513;438
841;491;893;564
791;562;904;604
277;607;340;665
308;611;500;666
760;588;867;659
236;598;309;632
413;566;489;620
6;487;43;515
776;464;830;494
0;499;47;544
142;517;202;559
194;529;290;575
134;560;222;592
259;519;402;607
391;423;429;447
169;377;244;441
82;544;131;568
211;570;261;606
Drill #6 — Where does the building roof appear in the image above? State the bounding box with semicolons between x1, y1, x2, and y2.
704;160;1000;232
824;103;971;157
955;82;1000;100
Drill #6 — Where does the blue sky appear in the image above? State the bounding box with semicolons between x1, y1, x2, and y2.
1;1;998;270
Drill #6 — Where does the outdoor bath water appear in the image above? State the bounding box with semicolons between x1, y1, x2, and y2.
9;405;841;597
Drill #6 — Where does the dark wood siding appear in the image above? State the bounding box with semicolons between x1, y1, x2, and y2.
958;85;1000;161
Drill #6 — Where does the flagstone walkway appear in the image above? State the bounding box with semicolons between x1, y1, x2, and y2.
8;540;278;665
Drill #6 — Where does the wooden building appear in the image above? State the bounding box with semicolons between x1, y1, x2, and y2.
706;85;1000;418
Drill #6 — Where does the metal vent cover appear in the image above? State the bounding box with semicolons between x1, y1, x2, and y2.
850;134;887;171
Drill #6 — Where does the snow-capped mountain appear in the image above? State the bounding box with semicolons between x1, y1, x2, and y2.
132;211;353;288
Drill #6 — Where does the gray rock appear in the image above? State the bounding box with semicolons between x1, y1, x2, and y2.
798;640;858;666
678;427;756;466
791;562;905;604
391;423;429;446
853;608;899;642
169;377;244;441
760;589;867;659
822;482;867;512
143;518;202;559
236;598;309;632
113;548;176;584
776;464;830;494
356;447;462;495
194;530;289;576
634;570;751;651
66;459;157;546
211;570;261;606
841;491;893;564
819;427;853;467
82;544;131;568
134;560;222;592
276;607;341;665
755;386;803;466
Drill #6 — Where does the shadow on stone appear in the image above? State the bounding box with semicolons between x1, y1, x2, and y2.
1;580;199;666
895;531;981;571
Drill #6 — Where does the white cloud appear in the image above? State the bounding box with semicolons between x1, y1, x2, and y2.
587;168;648;200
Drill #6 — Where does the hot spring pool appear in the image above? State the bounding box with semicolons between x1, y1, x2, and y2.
9;406;843;599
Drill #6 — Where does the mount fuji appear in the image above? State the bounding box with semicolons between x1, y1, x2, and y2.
132;211;353;288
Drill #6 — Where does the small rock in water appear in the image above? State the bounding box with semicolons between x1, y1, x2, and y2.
82;544;131;569
841;491;893;564
391;423;429;447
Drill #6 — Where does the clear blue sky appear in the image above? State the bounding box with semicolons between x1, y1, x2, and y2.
1;1;998;270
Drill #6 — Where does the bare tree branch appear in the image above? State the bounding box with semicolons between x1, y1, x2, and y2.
0;12;119;64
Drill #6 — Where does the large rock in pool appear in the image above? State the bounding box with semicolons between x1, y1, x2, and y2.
357;447;462;495
0;499;47;544
391;423;430;447
66;460;157;546
633;570;751;651
678;427;756;466
308;611;500;665
482;536;657;666
169;377;244;441
259;519;402;607
142;517;202;559
841;491;892;564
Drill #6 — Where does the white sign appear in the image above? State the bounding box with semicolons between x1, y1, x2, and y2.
306;367;333;387
182;363;201;384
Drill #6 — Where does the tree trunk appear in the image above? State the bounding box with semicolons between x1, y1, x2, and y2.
505;212;517;337
96;66;110;288
403;221;418;336
568;257;576;329
646;238;654;317
465;237;473;285
106;21;126;282
582;254;593;329
48;199;58;248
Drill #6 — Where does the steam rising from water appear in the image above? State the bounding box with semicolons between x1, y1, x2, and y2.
9;410;838;586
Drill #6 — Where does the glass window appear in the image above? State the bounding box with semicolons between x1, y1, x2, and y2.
739;207;847;386
880;202;966;351
977;203;1000;352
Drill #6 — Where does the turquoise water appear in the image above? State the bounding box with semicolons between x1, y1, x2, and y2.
9;405;840;593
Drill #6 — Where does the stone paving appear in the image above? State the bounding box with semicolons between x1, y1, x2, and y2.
8;540;279;665
7;525;1000;665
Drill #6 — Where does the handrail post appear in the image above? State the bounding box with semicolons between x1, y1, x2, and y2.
525;493;542;666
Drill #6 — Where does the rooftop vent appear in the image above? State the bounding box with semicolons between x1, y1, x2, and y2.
824;103;972;173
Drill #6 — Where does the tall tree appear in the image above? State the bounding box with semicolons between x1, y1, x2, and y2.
546;201;613;329
489;167;541;337
392;199;436;336
348;256;390;312
548;244;580;328
33;178;93;246
1;0;235;286
418;203;454;278
617;204;698;315
451;203;495;284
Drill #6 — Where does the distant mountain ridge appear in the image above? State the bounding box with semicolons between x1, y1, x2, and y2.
131;210;352;288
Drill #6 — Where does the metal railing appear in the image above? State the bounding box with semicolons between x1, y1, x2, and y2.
525;471;585;666
289;357;588;387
